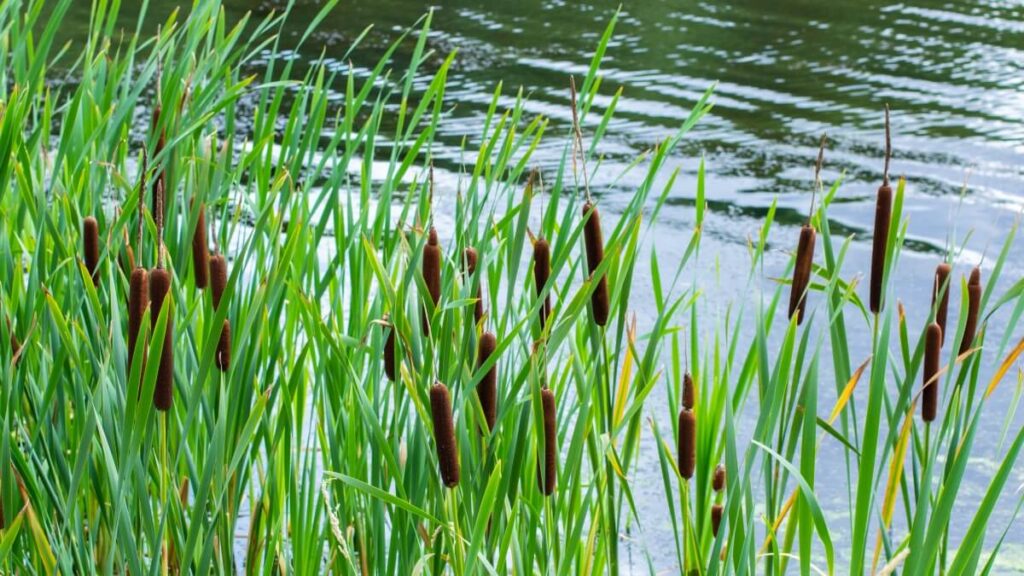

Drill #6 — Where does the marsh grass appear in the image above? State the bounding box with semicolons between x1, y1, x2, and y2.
0;1;1023;575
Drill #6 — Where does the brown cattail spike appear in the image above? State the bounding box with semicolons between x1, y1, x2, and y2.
678;408;696;480
429;382;459;488
191;202;209;290
150;268;174;411
683;372;695;410
960;267;982;355
539;387;557;495
383;321;397;382
209;253;227;310
422;227;442;335
463;247;484;324
477;331;498;431
711;503;724;537
787;225;816;324
922;322;941;422
583;202;610;327
84;216;100;284
216;319;231;372
869;184;892;314
128;267;149;379
533;238;552;330
713;464;726;493
933;262;952;344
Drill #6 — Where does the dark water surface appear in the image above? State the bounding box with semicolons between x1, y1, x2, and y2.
63;0;1024;572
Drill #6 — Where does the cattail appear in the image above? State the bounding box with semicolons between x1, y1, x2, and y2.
429;381;459;488
583;202;610;326
463;247;484;325
216;319;231;372
383;321;397;382
932;263;952;344
422;227;442;335
152;104;167;222
191;202;209;290
787;225;816;324
210;253;227;310
83;216;100;284
711;503;724;537
150;267;174;411
870;108;893;314
678;408;695;480
922;322;941;422
533;237;552;330
128;267;149;378
683;372;695;410
959;267;982;355
477;331;498;431
539;387;557;496
713;464;726;493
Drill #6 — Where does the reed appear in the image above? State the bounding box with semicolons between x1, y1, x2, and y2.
422;227;441;335
678;408;695;480
150;266;174;411
959;267;982;355
83;216;100;284
533;237;552;330
539;387;557;496
922;321;942;422
582;202;610;326
477;331;498;431
869;106;893;314
429;381;459;488
933;262;952;344
463;247;484;324
191;201;209;290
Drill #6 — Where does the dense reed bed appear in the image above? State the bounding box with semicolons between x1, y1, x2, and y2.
1;1;1023;574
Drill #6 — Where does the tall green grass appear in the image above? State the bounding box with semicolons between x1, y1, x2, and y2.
1;1;1022;574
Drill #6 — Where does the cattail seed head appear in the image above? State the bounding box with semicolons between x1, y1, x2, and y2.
209;253;227;310
787;225;816;324
463;247;484;325
128;267;149;378
477;331;498;431
83;216;100;284
539;387;557;496
150;267;174;412
191;202;209;290
216;319;231;372
583;202;610;327
869;184;893;314
713;464;726;493
933;263;952;344
383;322;397;382
922;322;941;422
711;503;724;537
960;267;982;355
678;408;696;480
422;227;442;335
533;238;552;330
683;372;695;410
429;381;459;488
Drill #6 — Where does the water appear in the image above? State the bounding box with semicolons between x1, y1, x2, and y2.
64;0;1024;571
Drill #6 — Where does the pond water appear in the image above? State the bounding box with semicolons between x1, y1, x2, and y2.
62;0;1024;572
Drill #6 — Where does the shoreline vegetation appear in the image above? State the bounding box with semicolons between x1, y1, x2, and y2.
1;1;1023;574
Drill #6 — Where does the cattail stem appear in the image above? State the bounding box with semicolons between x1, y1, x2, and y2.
922;322;941;422
533;237;552;330
422;227;441;335
191;201;209;290
787;225;816;324
84;216;100;284
150;267;174;411
430;382;459;488
933;262;952;344
678;408;695;480
583;202;610;327
477;331;498;432
960;267;982;355
539;387;557;495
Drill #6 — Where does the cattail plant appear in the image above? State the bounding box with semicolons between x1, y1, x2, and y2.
788;224;816;324
869;106;893;314
216;319;231;372
463;247;484;325
422;227;441;335
383;319;397;382
429;381;459;488
582;202;610;327
678;408;695;480
959;267;982;355
150;265;173;411
210;253;227;310
683;372;695;411
933;262;952;344
922;321;942;422
713;464;726;493
533;237;552;330
477;331;498;431
83;216;100;284
128;267;149;378
191;201;209;289
711;503;724;537
539;387;557;495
